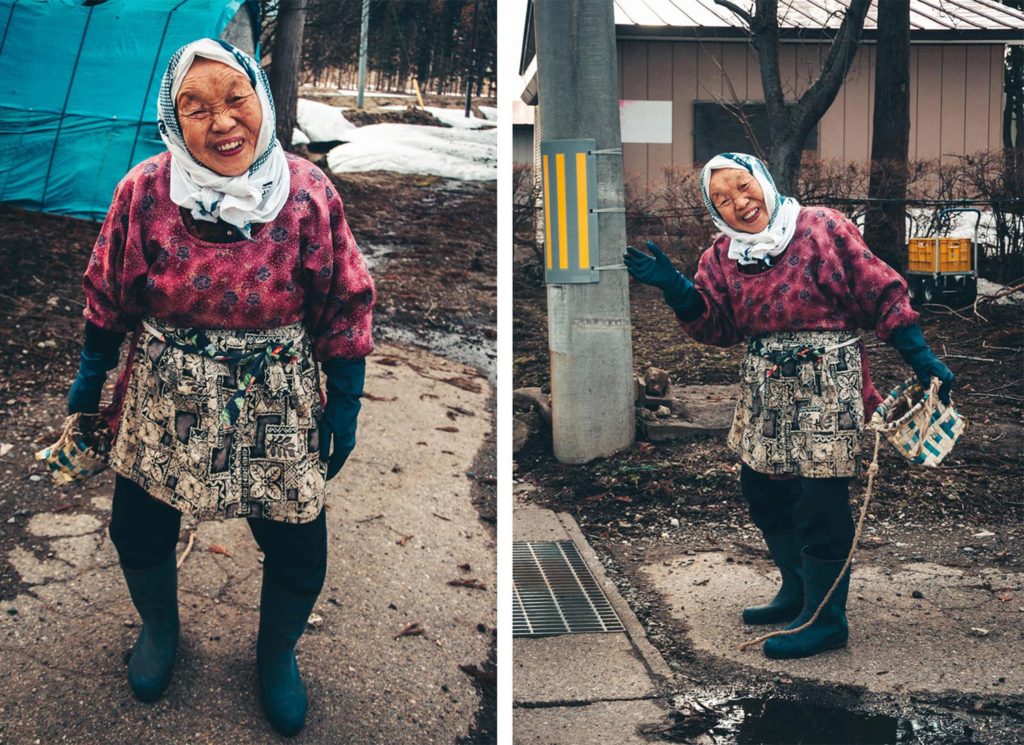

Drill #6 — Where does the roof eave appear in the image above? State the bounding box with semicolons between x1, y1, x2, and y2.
615;25;1024;44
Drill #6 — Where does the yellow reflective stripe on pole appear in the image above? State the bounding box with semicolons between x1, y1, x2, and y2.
575;152;588;270
555;153;568;270
543;154;553;270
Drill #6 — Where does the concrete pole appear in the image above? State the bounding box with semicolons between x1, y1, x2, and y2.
535;0;635;463
357;0;370;109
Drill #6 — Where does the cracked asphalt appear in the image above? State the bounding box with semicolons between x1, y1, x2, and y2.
0;343;495;744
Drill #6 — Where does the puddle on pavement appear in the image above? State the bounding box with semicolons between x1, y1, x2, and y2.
362;241;496;382
377;324;495;383
650;695;975;745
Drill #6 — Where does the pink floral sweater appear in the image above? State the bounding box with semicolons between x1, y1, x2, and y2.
83;151;375;362
681;207;919;416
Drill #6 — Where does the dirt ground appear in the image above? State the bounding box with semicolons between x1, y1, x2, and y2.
0;163;496;743
513;249;1024;743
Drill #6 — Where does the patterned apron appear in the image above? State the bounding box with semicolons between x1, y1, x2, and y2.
728;330;864;479
110;318;327;523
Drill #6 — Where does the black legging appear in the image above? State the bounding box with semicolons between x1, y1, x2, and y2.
740;464;855;561
109;475;327;596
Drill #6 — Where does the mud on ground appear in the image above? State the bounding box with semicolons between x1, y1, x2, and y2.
514;253;1024;743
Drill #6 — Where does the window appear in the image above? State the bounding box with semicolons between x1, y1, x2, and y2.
693;101;818;163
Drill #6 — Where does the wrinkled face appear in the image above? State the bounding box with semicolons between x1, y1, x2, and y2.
176;58;262;177
708;167;770;233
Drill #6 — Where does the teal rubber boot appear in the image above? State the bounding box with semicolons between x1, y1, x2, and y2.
763;550;850;659
121;553;180;702
742;532;804;625
257;577;318;737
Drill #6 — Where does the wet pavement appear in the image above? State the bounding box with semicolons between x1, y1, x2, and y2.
642;551;1024;695
0;343;495;744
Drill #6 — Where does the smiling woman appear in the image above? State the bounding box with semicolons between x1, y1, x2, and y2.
57;37;376;737
624;151;957;661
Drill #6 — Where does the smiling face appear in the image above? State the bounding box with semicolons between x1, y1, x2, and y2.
176;58;262;177
708;167;770;233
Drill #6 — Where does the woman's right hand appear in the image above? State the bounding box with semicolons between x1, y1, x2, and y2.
624;240;683;291
623;240;704;321
67;351;113;414
67;323;126;414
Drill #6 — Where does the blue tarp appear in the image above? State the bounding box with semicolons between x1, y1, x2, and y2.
0;0;258;220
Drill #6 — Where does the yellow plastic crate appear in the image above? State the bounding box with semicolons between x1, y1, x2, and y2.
907;238;972;273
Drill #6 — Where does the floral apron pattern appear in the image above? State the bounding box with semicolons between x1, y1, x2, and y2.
728;330;864;478
110;318;327;523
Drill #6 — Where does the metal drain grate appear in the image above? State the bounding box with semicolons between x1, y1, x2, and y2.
512;540;625;637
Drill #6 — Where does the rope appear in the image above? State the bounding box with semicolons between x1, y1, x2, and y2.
738;377;941;652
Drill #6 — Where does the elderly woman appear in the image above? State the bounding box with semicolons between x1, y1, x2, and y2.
624;152;954;660
65;39;374;735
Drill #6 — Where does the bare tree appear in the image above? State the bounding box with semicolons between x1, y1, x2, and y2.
268;0;307;150
864;0;910;270
713;0;871;194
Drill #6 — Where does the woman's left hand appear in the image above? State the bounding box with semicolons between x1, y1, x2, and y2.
888;325;956;404
319;358;366;480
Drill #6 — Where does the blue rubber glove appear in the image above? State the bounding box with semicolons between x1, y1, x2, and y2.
888;325;955;405
67;323;125;414
623;240;705;321
319;357;365;480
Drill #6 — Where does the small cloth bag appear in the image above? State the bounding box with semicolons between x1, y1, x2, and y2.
870;377;967;467
34;413;112;485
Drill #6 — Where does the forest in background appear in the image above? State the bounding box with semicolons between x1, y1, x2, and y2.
260;0;497;97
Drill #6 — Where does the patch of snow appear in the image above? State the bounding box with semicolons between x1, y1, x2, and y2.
479;105;498;122
291;128;310;146
326;123;496;181
296;98;356;143
976;278;1023;305
380;104;493;129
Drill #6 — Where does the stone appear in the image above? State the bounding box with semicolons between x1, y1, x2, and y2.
644;367;671;397
512;387;552;425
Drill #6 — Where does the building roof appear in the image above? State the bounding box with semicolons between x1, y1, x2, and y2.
613;0;1024;42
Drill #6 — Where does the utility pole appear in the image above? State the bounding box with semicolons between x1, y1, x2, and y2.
357;0;370;109
535;0;635;463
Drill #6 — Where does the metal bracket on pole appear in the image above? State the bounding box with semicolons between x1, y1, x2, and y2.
589;148;622;156
590;207;625;213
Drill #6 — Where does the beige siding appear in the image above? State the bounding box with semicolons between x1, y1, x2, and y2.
914;45;944;159
616;39;1006;189
620;41;648;185
648;42;674;182
941;46;968;157
989;45;1003;151
841;45;873;162
672;44;699;169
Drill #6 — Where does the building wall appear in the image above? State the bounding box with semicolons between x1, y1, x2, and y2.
616;39;1006;188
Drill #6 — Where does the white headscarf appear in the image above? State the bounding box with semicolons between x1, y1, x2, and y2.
700;152;802;266
157;38;289;238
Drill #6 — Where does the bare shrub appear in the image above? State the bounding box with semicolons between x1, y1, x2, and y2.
513;163;544;278
957;151;1024;283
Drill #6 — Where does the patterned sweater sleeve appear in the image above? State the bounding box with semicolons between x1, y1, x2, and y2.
304;183;376;362
824;212;919;341
82;174;148;334
678;240;745;347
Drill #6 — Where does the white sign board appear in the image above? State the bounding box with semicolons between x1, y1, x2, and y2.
620;100;673;144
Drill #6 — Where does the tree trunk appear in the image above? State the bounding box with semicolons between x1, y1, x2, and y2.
715;0;870;195
268;0;307;150
864;0;911;271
